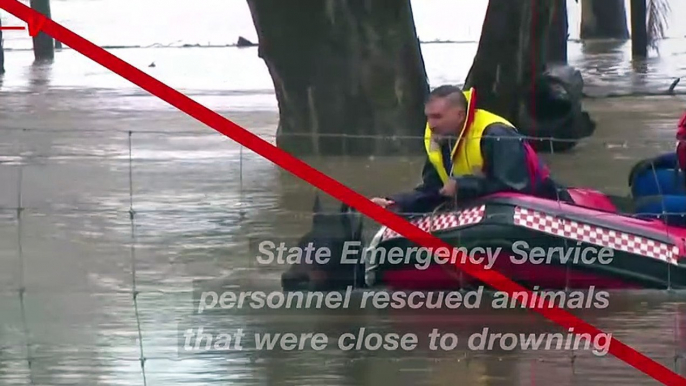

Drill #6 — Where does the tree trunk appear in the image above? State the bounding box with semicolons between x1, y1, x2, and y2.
547;0;568;64
463;0;556;124
30;0;54;61
630;0;647;57
246;0;430;156
580;0;630;40
464;0;596;153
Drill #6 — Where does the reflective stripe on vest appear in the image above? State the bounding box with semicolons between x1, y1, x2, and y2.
424;87;515;184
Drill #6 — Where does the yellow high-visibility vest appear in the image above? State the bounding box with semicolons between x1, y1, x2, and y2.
424;87;516;183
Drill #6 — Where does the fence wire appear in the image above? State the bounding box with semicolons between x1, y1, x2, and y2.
2;128;686;383
0;125;683;148
127;131;147;386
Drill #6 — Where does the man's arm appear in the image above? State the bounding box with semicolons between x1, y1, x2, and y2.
451;124;535;201
384;156;447;213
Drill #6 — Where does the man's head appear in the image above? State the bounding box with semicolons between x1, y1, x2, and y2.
425;85;468;141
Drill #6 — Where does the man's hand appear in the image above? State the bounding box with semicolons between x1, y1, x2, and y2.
371;197;395;208
439;179;458;197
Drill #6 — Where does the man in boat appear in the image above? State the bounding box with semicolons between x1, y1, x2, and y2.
629;111;686;226
630;110;686;195
677;112;686;182
371;85;569;213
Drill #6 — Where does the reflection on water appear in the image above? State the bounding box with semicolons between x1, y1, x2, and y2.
3;1;686;384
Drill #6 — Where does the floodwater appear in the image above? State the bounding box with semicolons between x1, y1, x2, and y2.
3;0;686;385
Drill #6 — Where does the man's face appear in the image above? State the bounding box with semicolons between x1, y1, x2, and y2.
425;97;466;140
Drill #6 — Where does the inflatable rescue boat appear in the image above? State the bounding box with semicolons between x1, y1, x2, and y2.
363;186;686;291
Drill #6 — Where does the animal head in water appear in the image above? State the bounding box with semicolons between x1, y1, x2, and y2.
280;194;365;291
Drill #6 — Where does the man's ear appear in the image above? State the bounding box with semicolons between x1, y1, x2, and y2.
458;108;467;121
458;108;469;128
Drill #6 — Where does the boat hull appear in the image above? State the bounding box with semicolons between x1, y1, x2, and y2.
364;193;686;291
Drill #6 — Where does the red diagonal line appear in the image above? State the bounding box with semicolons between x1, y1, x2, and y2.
1;1;683;384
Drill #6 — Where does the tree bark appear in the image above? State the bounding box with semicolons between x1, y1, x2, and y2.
30;0;54;61
630;0;647;57
246;0;429;156
463;0;596;153
547;0;568;64
580;0;630;40
463;0;556;125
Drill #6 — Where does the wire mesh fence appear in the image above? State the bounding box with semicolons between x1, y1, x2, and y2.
2;128;686;385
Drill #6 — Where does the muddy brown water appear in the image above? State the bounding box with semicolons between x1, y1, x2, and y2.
2;90;686;385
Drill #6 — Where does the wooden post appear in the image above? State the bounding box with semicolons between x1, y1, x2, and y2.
30;0;54;61
580;0;630;39
0;16;5;74
631;0;648;57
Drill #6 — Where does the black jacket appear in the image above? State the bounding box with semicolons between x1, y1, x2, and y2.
387;123;566;213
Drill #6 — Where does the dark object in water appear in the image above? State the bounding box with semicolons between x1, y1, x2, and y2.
518;64;596;153
668;78;680;94
280;195;366;292
237;36;257;47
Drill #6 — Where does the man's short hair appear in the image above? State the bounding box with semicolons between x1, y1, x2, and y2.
427;85;467;110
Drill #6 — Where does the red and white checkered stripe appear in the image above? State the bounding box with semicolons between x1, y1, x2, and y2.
513;207;680;264
380;205;485;241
